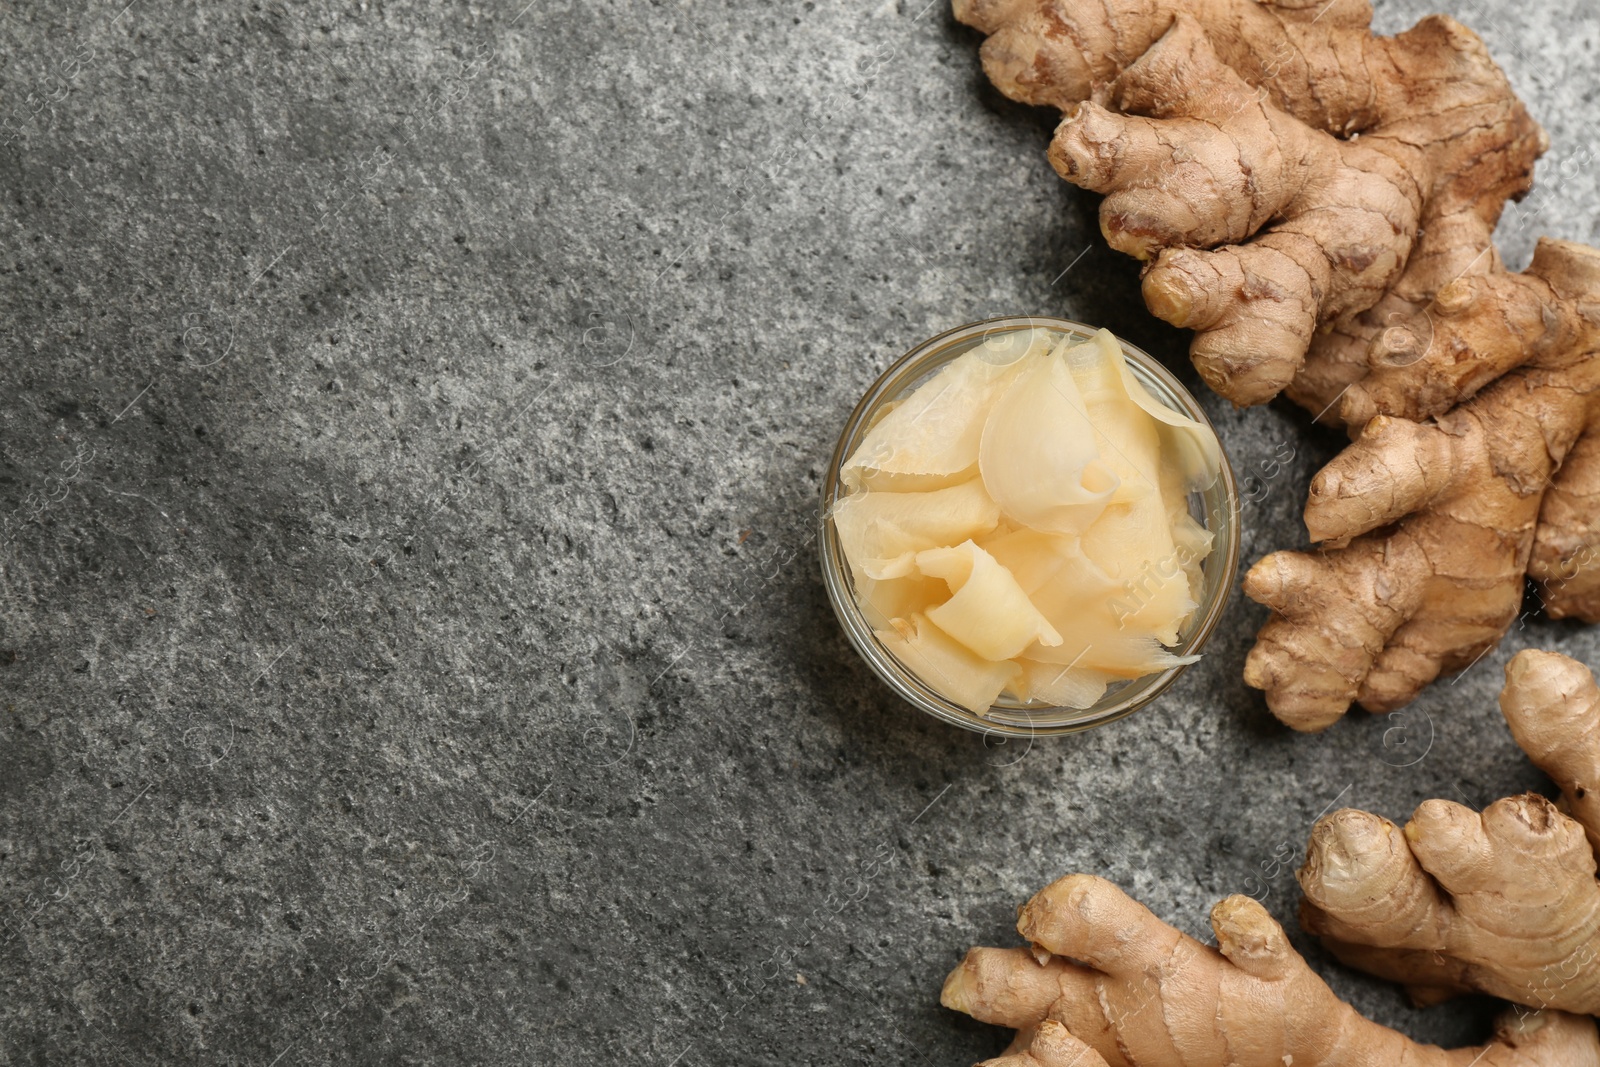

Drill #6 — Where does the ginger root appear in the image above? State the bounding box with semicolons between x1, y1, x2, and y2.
1242;239;1600;730
1336;238;1600;429
955;0;1544;406
1298;649;1600;1013
954;0;1600;718
1533;429;1600;622
941;873;1600;1067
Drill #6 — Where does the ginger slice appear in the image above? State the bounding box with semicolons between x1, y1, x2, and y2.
876;612;1022;714
843;341;1030;492
979;333;1119;536
954;0;1544;408
1013;659;1116;710
941;873;1600;1067
918;541;1062;662
832;477;1001;580
979;527;1194;680
838;329;1219;708
853;572;949;632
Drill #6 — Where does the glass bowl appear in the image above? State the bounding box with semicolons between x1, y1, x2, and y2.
820;315;1240;737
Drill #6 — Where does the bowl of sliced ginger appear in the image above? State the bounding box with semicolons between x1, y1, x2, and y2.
821;316;1240;736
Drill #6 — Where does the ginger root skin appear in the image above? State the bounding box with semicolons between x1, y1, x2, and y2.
1241;243;1600;728
953;13;1600;1036
954;0;1544;408
1298;650;1600;1014
942;874;1600;1067
954;0;1600;722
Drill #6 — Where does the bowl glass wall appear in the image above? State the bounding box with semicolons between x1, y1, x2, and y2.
820;316;1241;737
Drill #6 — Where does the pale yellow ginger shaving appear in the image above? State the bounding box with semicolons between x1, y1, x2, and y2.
835;329;1218;713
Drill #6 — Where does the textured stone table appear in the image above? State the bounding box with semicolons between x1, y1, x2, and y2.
2;1;1598;1063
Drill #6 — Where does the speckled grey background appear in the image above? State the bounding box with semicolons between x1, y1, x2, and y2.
2;1;1598;1063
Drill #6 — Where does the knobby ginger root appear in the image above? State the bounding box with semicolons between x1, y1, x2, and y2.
1242;239;1600;730
940;874;1600;1067
954;0;1544;408
1337;238;1600;429
834;328;1220;713
1298;650;1600;1014
951;0;1600;718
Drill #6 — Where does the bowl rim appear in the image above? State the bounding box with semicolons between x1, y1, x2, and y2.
819;315;1241;738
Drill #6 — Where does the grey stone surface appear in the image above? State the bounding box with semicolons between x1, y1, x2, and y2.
1;0;1597;1063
